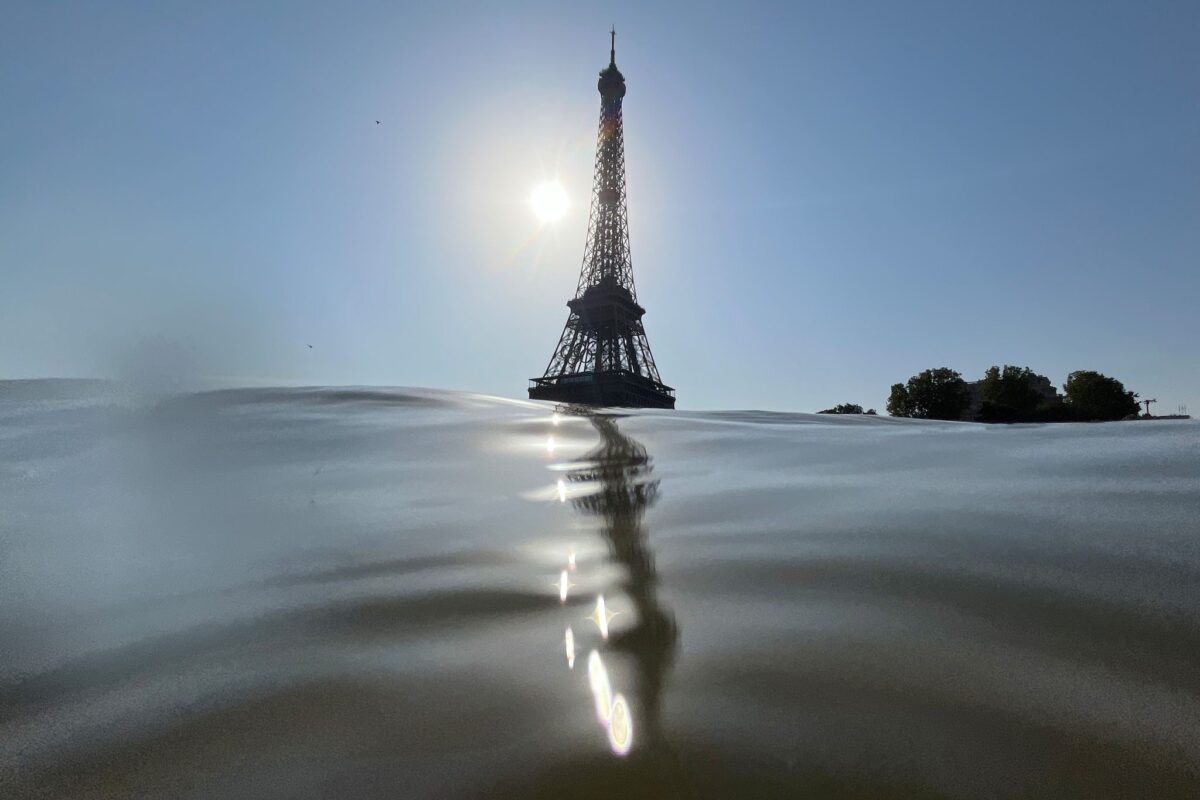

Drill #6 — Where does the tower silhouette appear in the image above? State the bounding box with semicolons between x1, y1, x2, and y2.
529;32;675;409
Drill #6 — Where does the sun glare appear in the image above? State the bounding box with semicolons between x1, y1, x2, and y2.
530;180;568;223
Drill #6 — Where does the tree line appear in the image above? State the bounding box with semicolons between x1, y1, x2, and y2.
885;366;1139;422
818;367;1140;422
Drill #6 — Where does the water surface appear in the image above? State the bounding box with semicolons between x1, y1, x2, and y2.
2;382;1198;798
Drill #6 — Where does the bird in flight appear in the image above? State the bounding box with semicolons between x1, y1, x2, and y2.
375;120;381;125
307;344;313;349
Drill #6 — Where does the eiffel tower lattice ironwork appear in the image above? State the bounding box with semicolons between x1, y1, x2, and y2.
528;31;675;409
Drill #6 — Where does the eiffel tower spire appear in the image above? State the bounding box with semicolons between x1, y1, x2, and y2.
528;33;676;409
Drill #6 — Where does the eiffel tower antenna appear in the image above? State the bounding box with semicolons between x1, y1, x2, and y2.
528;34;675;409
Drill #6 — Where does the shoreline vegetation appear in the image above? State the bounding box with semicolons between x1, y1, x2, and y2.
824;366;1191;423
875;365;1188;423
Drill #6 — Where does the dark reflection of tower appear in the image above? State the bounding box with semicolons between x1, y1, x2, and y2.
565;413;683;789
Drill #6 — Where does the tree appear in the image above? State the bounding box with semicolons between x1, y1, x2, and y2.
887;384;913;417
818;403;864;415
887;368;970;420
977;365;1058;422
1063;371;1138;421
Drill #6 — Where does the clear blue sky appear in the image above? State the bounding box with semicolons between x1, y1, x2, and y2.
2;1;1197;411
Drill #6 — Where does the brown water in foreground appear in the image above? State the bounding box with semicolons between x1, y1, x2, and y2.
2;382;1199;798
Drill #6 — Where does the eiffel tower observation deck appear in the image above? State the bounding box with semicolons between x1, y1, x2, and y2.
529;32;676;410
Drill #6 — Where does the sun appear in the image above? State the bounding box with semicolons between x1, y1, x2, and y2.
530;180;568;224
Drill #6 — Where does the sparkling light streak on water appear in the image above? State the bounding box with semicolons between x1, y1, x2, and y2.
606;694;633;756
554;569;571;603
588;594;615;639
587;650;613;723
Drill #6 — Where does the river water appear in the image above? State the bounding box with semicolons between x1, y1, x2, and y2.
2;381;1198;798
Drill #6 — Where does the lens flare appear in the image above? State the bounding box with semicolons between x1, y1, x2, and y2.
607;693;633;755
557;479;567;503
564;626;576;669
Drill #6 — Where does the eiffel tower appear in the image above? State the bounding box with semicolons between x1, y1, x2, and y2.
528;32;675;409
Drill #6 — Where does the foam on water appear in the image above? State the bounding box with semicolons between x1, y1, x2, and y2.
2;380;1198;798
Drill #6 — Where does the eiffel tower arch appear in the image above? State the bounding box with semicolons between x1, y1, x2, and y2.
528;32;676;410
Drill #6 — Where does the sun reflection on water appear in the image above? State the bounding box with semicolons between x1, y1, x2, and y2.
588;594;617;639
553;569;572;603
607;693;633;756
587;649;613;722
538;410;676;763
